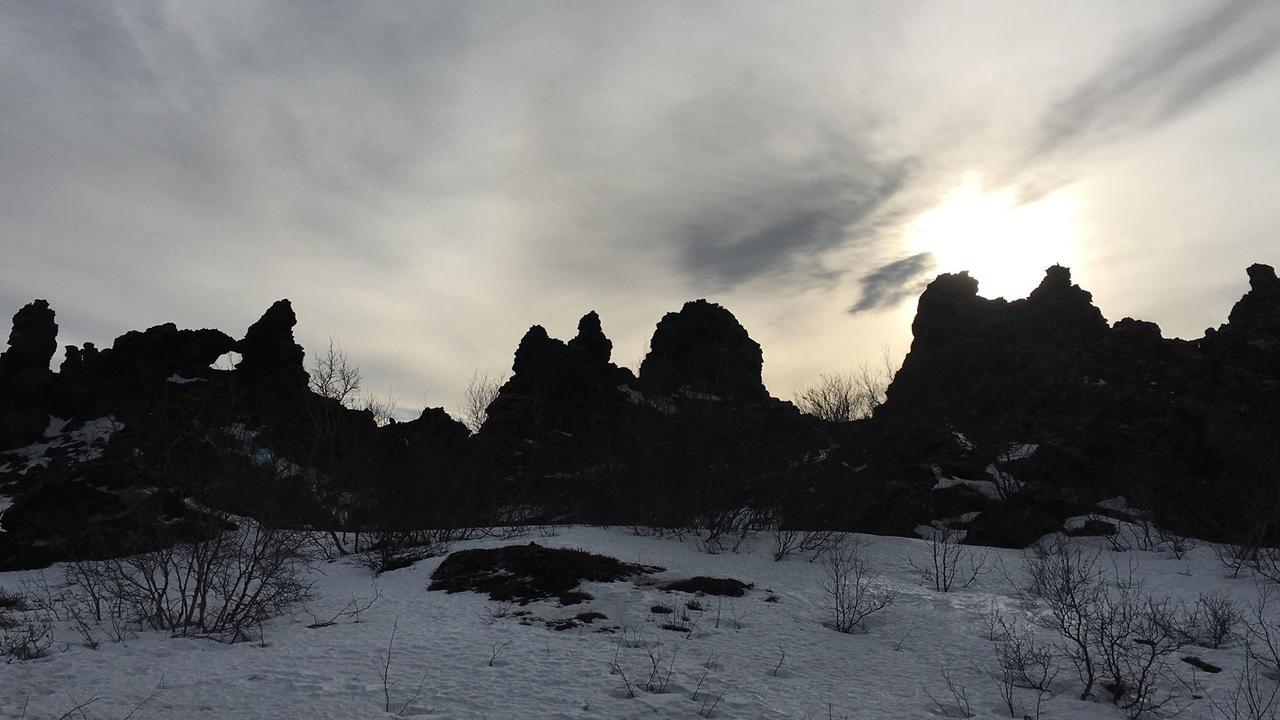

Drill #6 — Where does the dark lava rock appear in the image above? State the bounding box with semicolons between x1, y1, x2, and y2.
0;299;58;379
638;300;768;402
661;576;752;597
0;300;60;446
62;323;234;383
236;300;309;389
429;542;663;605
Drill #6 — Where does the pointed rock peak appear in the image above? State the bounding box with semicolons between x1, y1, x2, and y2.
1246;263;1278;291
1039;264;1072;289
511;324;560;376
567;311;612;365
1027;265;1084;302
236;299;308;388
1;299;58;375
1227;263;1280;331
638;299;768;402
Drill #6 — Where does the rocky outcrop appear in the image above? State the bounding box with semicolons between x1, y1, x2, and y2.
0;300;60;446
638;300;768;402
857;263;1280;546
235;300;309;390
61;323;234;383
0;299;58;379
483;312;634;447
882;266;1109;427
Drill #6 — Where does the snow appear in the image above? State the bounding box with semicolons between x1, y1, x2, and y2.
0;416;122;474
1000;443;1038;461
618;385;677;415
932;475;1003;500
0;526;1267;719
951;431;975;451
1097;496;1142;518
166;374;207;384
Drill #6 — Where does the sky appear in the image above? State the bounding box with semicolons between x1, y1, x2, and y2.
2;1;1278;418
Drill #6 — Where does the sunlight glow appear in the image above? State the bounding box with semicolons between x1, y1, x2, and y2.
906;174;1081;300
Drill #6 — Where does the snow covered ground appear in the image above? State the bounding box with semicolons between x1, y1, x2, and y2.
0;526;1268;719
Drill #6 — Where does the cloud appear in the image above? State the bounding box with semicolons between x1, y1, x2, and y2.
850;253;936;313
681;161;909;289
1034;0;1280;156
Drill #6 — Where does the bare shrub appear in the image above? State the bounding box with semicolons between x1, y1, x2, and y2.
995;618;1060;693
794;358;894;423
461;370;504;434
0;592;53;662
1093;592;1191;717
66;520;312;643
771;529;837;562
1186;593;1242;649
1018;538;1108;699
306;586;382;629
1218;543;1260;579
1018;538;1191;716
310;337;363;406
1210;644;1280;720
924;667;973;718
819;538;897;633
692;507;772;554
908;524;989;592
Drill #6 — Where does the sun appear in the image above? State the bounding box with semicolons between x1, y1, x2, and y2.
906;174;1081;300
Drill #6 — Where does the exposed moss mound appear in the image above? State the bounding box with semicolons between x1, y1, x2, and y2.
429;542;663;605
661;576;752;597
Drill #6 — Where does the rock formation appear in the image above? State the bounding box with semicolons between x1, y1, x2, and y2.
235;300;309;390
637;299;768;402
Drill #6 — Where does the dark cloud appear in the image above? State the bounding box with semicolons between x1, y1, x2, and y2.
681;162;909;288
1035;0;1280;156
850;253;936;314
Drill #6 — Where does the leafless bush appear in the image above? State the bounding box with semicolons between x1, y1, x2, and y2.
691;653;718;702
995;617;1060;693
771;529;838;562
924;667;973;718
310;337;363;407
0;592;53;662
644;640;680;693
461;370;504;434
1156;527;1195;559
793;358;894;422
610;637;637;699
1210;643;1280;720
478;600;515;626
819;538;897;633
1093;592;1191;718
1219;543;1260;579
1212;542;1280;585
360;391;399;427
1018;538;1190;717
693;507;772;554
1186;593;1242;649
1018;538;1108;699
357;528;452;574
908;524;989;592
488;640;511;666
769;644;787;677
64;520;312;643
307;586;382;628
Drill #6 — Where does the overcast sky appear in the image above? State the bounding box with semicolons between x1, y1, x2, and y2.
3;1;1278;416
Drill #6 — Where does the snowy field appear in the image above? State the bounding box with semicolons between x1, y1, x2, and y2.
0;525;1270;719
